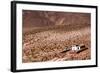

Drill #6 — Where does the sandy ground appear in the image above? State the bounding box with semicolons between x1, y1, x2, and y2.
22;25;91;63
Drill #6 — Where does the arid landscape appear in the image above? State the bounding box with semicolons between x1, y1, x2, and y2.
22;10;91;63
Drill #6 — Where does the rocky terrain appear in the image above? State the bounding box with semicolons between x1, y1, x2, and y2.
22;10;91;63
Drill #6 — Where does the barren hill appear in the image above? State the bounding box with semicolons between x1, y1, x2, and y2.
23;10;90;27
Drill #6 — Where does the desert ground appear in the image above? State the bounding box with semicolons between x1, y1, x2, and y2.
22;10;91;63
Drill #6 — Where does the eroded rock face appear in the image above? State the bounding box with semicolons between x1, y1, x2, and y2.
23;10;91;27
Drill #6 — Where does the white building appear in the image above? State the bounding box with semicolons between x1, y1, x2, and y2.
71;45;80;51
